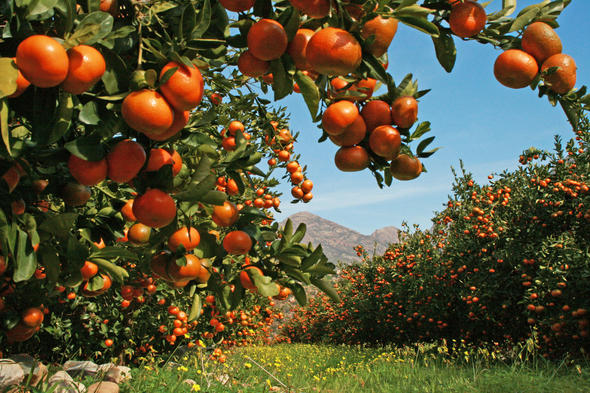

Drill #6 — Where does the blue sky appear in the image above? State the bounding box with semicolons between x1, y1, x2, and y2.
269;0;590;235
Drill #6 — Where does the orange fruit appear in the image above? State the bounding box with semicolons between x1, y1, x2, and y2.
121;89;174;136
228;121;245;135
322;100;359;136
82;273;112;297
390;154;422;180
68;155;107;186
133;189;176;228
15;35;69;88
306;27;362;75
240;266;263;290
334;146;369;172
391;96;418;129
168;227;200;252
226;178;239;195
62;182;91;206
361;100;392;133
541;53;576;94
61;45;106;94
369;125;401;159
238;50;270;77
247;19;288;61
159;61;204;111
222;137;236;151
449;1;487;38
148;108;190;142
167;149;183;176
494;49;538;89
21;307;44;327
361;16;398;57
212;201;239;227
301;179;313;194
223;231;253;255
5;323;37;343
329;77;376;102
80;261;99;280
121;199;136;221
128;222;152;245
7;59;30;98
168;254;204;282
287;29;315;70
288;0;329;18
107;139;146;183
218;0;254;12
145;148;173;172
99;0;118;15
3;166;22;193
150;252;173;281
521;22;562;65
328;115;366;146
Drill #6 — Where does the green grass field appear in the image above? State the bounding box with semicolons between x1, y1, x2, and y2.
119;343;590;393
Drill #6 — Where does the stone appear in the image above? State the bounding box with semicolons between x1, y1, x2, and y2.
102;366;131;384
86;381;119;393
48;371;87;393
182;378;197;386
64;361;99;377
0;360;25;389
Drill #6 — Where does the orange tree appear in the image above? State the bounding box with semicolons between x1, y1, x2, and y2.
282;109;589;357
0;0;588;359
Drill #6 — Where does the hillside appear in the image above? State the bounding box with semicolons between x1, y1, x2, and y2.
282;212;400;264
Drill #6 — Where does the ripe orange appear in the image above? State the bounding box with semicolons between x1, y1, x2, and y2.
82;274;112;297
541;53;576;94
228;120;245;135
391;96;418;129
62;182;91;206
521;22;562;64
80;261;99;280
121;199;136;221
212;201;239;227
61;45;106;94
287;29;315;70
7;59;30;98
107;139;146;183
329;77;376;102
99;0;118;15
334;146;370;172
301;180;313;194
449;1;487;38
167;149;183;176
150;252;173;281
168;227;200;252
389;154;422;180
292;186;304;199
21;307;44;327
238;50;270;78
222;137;236;151
306;27;362;75
223;231;253;255
132;189;176;228
147;108;189;142
494;49;538;89
240;266;263;290
145;148;173;172
121;89;174;136
67;155;107;186
361;16;398;57
247;19;288;61
328;116;366;146
369;125;401;160
322;100;359;136
218;0;254;12
361;100;392;133
128;222;152;245
15;35;69;87
168;254;204;282
289;0;329;18
159;61;204;111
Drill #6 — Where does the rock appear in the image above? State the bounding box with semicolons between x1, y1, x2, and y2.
64;361;99;377
116;366;131;383
182;378;197;386
97;364;131;384
48;371;86;393
87;381;119;393
0;360;25;389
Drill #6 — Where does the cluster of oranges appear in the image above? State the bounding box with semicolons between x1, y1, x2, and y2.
4;307;45;343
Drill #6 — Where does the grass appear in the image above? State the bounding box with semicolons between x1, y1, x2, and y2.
118;342;590;393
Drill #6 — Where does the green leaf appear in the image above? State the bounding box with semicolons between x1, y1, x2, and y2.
179;2;197;40
175;173;217;202
278;253;302;267
79;101;100;125
66;235;89;265
280;6;300;42
192;0;211;38
47;91;74;144
310;277;340;302
410;121;431;141
394;4;433;18
200;190;227;205
294;71;320;120
26;0;58;19
384;167;393;187
395;15;439;36
64;134;104;161
270;58;292;101
282;219;293;243
249;269;279;297
0;99;10;155
416;136;435;155
509;6;542;32
67;11;114;45
432;32;456;73
101;49;129;95
38;245;60;284
291;283;307;306
39;213;78;239
0;58;18;98
90;257;129;283
188;293;202;321
301;244;324;270
89;246;139;260
253;0;272;18
13;229;37;282
291;223;306;244
86;274;105;291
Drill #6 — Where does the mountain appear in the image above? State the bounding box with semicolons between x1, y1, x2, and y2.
282;212;400;265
